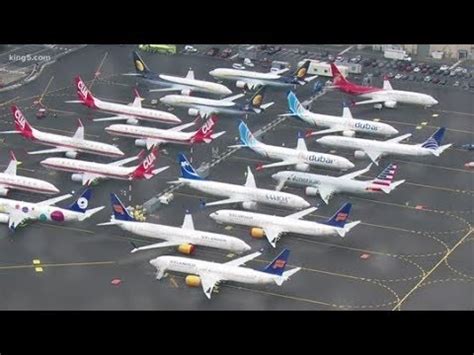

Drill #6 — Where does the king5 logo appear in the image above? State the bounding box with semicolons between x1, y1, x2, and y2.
142;152;156;170
77;79;89;99
14;109;26;130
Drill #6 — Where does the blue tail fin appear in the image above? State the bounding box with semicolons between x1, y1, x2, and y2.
238;120;259;147
325;202;352;228
263;249;290;276
110;193;135;221
421;127;446;149
178;153;202;180
67;188;92;213
287;91;306;116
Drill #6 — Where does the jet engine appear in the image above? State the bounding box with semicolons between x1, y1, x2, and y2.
65;151;78;159
188;108;199;116
0;213;9;223
342;130;356;137
305;187;319;196
178;243;195;255
185;275;201;287
135;139;147;147
242;201;258;210
71;174;84;182
354;150;367;159
250;227;265;239
181;88;192;96
295;163;310;172
0;187;8;196
384;100;397;108
236;81;247;89
126;118;139;125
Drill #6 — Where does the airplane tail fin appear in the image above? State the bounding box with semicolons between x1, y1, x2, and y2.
263;249;291;276
131;147;166;180
132;51;151;74
237;120;260;148
330;63;348;86
325;202;353;228
190;115;219;144
177;153;203;180
110;193;135;221
74;76;96;108
292;60;311;80
287;91;307;118
248;86;267;110
11;106;34;139
421;127;451;156
67;188;93;213
368;162;405;193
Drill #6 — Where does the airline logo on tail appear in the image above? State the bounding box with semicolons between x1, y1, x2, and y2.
272;259;287;269
335;212;348;222
263;249;290;276
191;116;217;144
11;106;34;138
421;127;445;150
178;153;202;180
252;93;263;107
67;188;92;213
135;60;145;72
113;203;125;214
75;76;95;108
330;63;347;86
132;148;159;179
368;162;400;192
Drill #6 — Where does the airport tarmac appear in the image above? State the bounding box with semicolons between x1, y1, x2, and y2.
0;44;472;310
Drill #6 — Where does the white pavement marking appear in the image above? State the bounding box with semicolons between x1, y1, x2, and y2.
337;45;354;56
449;59;465;70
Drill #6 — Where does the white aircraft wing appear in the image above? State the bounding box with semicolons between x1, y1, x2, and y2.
262;226;285;248
204;197;246;208
222;93;244;102
362;148;383;165
149;87;181;93
238;79;265;90
93;115;131;122
108;155;139;166
144;139;164;150
7;209;29;230
386;133;412;143
169;122;195;132
181;213;195;230
37;194;73;206
272;68;290;75
197;271;222;299
306;127;346;137
82;172;103;186
339;163;373;180
285;206;318;220
224;251;261;267
27;147;75;155
353;98;387;106
259;160;298;170
195;106;217;119
317;186;335;205
131;241;181;253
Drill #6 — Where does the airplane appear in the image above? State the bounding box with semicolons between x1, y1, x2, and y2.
210;202;360;248
67;76;182;125
98;193;251;254
0;188;104;230
0;106;124;159
330;63;438;109
159;86;274;118
149;248;301;299
316;127;451;165
209;60;317;91
0;151;59;195
104;115;225;150
40;147;169;186
169;153;311;211
282;91;399;138
230;120;354;172
125;51;233;96
271;162;405;204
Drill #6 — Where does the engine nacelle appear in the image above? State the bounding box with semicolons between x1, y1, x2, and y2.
250;227;265;239
181;88;192;96
0;213;9;223
185;275;201;287
135;139;147;147
236;80;247;89
178;243;195;255
305;187;319;197
342;130;356;137
126;118;139;125
295;163;310;172
71;174;83;182
65;151;78;159
188;108;199;116
354;150;367;159
242;201;258;210
0;187;8;196
384;100;397;109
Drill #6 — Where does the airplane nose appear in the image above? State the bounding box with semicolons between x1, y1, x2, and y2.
223;87;233;95
432;98;439;105
343;160;355;170
209;69;217;77
390;126;399;135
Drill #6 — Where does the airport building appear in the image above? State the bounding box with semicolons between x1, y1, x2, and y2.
370;44;474;60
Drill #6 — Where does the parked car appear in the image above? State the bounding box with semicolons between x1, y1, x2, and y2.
206;47;219;56
424;76;432;82
431;77;440;84
408;74;415;81
440;64;449;71
443;70;450;76
413;67;420;73
453;81;460;87
386;72;395;79
449;71;457;77
395;73;403;80
439;78;447;85
401;74;408;80
220;48;232;58
232;63;246;70
184;45;197;53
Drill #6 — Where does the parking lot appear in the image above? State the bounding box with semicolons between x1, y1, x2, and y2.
0;44;472;310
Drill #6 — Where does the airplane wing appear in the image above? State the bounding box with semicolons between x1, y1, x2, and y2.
143;139;164;150
317;186;335;205
259;160;298;170
149;87;181;93
224;251;261;267
204;197;246;208
93;115;131;122
339;163;373;180
108;155;139;166
262;226;285;248
131;241;181;253
195;106;217;119
27;147;75;155
285;206;318;220
362;148;383;165
181;213;195;230
386;133;412;143
82;172;103;186
353;98;387;106
197;271;222;299
37;194;72;206
169;122;195;132
244;166;256;188
272;68;290;75
222;93;245;102
7;209;29;230
306;127;346;137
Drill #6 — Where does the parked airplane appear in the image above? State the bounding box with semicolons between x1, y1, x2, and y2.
330;63;438;108
231;120;354;172
98;193;251;254
272;162;405;204
210;202;360;247
40;147;168;186
150;248;301;299
67;76;181;125
0;188;104;230
126;51;232;96
209;60;317;90
282;91;399;137
0;151;59;195
159;86;274;118
104;115;225;150
169;153;310;210
316;127;451;165
0;106;124;158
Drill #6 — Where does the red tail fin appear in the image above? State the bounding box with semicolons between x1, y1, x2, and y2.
74;76;96;108
191;115;218;144
132;147;159;179
11;106;34;139
330;63;348;86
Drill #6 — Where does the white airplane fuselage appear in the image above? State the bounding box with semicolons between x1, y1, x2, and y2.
115;219;250;253
210;68;292;88
360;90;438;107
160;95;250;116
211;209;341;238
105;124;194;145
0;172;59;195
156;74;233;96
177;178;310;210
